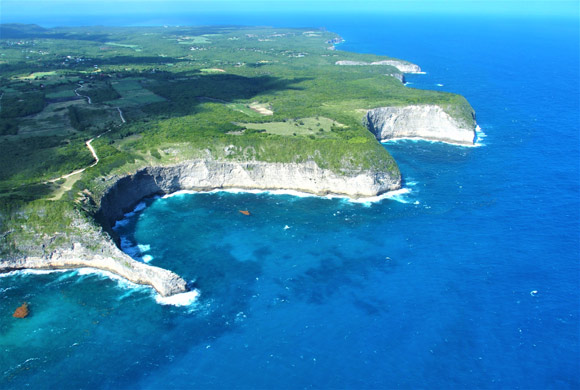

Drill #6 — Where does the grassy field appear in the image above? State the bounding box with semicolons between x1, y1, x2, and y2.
226;102;263;117
105;42;142;51
17;100;81;137
177;36;210;44
110;78;166;107
19;71;58;80
239;117;344;137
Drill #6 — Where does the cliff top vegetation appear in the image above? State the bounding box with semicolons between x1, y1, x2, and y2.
0;24;474;256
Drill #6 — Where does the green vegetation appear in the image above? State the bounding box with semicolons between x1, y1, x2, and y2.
177;36;210;44
81;82;121;103
0;92;45;118
110;78;166;107
0;23;475;257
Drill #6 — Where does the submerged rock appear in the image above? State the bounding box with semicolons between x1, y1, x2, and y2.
13;303;29;318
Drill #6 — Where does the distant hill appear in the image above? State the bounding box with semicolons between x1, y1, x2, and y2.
0;23;48;39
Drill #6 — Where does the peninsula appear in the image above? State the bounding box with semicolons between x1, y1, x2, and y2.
0;24;476;296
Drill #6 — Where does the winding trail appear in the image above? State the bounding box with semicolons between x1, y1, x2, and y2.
74;84;92;104
47;130;110;183
116;106;126;123
46;106;126;183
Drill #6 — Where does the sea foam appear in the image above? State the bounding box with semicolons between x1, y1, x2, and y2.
382;136;482;148
138;244;151;253
162;187;414;205
155;289;200;306
142;255;154;263
348;188;414;205
0;268;70;278
74;268;146;291
474;125;487;146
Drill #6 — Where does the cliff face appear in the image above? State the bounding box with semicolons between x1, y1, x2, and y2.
364;105;476;145
99;159;401;225
335;60;422;74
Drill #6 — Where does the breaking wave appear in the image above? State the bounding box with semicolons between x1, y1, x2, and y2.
155;289;200;307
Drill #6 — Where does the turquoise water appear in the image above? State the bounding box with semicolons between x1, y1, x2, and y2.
1;14;579;389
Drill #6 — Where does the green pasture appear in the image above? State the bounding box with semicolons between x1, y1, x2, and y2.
239;117;343;137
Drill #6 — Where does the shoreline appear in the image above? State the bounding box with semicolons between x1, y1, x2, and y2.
379;124;485;147
0;266;200;307
161;186;413;204
3;160;402;299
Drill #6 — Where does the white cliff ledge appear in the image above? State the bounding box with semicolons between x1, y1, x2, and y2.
336;60;422;74
98;159;402;224
364;105;476;145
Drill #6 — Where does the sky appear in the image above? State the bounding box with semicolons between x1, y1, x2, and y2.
1;0;578;25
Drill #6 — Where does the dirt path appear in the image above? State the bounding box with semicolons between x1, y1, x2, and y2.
46;105;126;185
43;97;127;200
74;84;92;104
116;107;126;123
47;129;110;183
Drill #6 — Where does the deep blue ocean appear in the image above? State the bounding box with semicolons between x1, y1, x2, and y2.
1;12;579;389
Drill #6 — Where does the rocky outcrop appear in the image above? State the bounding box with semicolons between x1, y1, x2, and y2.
364;105;476;145
336;60;422;74
386;73;405;83
98;159;401;226
1;241;187;297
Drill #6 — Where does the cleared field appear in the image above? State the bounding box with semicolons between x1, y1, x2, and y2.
105;42;142;51
239;117;344;137
19;71;58;80
16;100;83;137
200;68;226;73
46;88;77;99
110;78;166;107
178;36;210;44
226;102;262;117
249;102;273;115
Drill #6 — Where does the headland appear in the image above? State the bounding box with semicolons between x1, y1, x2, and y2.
0;24;476;296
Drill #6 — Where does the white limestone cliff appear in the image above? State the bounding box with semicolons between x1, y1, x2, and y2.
335;60;422;73
98;159;401;224
364;105;476;145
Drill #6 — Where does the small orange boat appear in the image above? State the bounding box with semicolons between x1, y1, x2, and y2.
239;210;250;216
13;303;29;318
